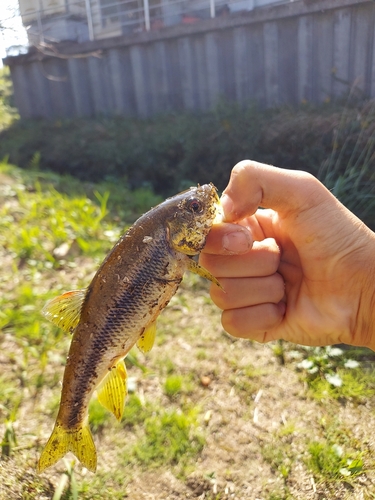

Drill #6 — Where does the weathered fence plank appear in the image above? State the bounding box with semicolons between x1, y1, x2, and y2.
129;45;149;117
351;4;373;95
248;23;266;106
30;62;53;118
177;37;195;111
297;15;313;103
68;58;93;117
263;21;278;107
332;8;351;98
5;0;375;119
314;10;334;103
233;26;249;103
278;17;298;105
194;34;209;110
205;32;220;109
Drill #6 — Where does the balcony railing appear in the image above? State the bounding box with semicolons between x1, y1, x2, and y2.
21;0;289;45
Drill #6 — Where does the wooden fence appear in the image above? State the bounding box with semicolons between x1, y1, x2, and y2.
5;0;375;119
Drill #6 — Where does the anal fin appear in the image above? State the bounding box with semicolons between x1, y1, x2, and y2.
96;359;128;421
137;320;156;353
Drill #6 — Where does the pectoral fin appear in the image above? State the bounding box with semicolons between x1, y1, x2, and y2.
187;259;223;290
96;359;128;421
137;320;156;353
42;289;86;333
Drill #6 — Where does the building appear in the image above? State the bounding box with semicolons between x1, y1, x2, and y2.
19;0;290;45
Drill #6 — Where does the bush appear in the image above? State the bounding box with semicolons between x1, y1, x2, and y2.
1;99;375;227
0;101;263;194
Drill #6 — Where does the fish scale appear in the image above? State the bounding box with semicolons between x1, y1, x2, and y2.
38;183;222;473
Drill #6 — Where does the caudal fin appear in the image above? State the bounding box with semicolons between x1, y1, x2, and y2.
38;420;97;473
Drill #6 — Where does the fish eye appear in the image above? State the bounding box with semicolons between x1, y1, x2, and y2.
187;198;202;213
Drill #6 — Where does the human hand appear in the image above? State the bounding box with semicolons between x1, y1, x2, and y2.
200;160;375;349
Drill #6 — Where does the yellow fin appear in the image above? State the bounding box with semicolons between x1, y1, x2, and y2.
42;289;86;333
187;259;223;290
137;321;156;353
37;419;96;473
96;359;128;421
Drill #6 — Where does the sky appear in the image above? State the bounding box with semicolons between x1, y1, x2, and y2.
0;0;28;64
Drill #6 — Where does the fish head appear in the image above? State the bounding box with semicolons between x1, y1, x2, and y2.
166;183;223;256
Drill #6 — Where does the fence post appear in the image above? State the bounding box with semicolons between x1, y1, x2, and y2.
84;0;95;41
144;0;151;31
36;9;44;44
210;0;216;18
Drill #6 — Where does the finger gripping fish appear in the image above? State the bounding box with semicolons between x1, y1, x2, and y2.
38;183;222;473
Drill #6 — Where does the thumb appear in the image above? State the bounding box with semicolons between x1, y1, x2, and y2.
221;160;328;222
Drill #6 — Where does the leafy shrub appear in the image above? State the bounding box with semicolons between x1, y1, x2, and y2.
0;101;263;194
1;99;375;226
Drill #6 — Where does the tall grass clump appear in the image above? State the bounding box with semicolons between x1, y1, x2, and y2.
318;100;375;228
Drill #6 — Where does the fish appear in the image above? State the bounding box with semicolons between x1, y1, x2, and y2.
37;183;223;473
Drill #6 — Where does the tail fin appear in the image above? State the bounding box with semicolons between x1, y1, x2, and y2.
38;420;97;473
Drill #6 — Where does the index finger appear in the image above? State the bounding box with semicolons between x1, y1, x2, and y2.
221;160;328;223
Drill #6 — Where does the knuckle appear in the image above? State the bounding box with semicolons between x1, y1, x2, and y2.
262;238;281;273
209;284;226;310
271;273;285;302
231;160;252;177
222;309;242;338
263;303;282;327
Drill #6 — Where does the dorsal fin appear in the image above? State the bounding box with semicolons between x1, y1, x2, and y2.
42;289;87;333
137;320;157;353
96;359;128;421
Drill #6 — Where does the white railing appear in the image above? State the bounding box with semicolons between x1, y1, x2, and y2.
22;0;288;44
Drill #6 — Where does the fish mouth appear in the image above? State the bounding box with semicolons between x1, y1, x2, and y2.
199;183;224;225
213;199;224;224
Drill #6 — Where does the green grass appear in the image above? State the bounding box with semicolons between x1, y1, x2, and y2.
89;400;111;434
121;406;204;472
307;368;375;401
307;441;364;481
306;417;367;483
121;394;150;427
164;374;183;398
287;345;375;402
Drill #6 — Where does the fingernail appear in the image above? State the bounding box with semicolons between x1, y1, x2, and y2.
223;230;252;254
